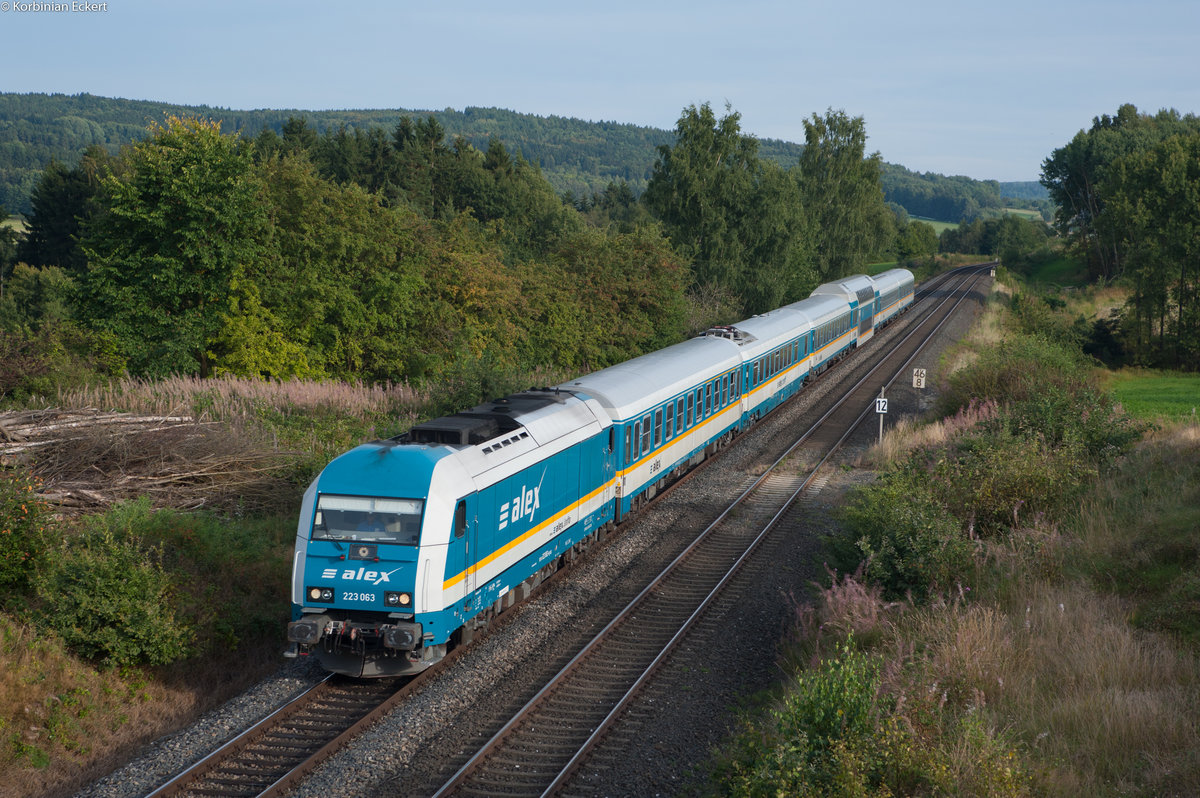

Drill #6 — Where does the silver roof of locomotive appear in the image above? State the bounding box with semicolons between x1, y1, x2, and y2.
402;389;611;483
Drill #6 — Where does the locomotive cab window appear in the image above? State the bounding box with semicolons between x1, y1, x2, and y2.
454;500;467;538
312;494;423;545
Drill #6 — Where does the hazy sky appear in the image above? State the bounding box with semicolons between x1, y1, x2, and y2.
3;0;1198;182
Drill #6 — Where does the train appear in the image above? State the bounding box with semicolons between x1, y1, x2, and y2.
285;269;914;677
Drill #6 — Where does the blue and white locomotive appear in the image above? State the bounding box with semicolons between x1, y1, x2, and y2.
287;269;914;677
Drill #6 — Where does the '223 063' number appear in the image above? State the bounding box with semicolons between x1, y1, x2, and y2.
341;592;376;603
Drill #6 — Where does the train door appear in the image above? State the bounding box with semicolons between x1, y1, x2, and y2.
602;426;616;522
450;495;476;612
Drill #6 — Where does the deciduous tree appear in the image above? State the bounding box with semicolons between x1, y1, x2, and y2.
80;116;267;377
798;109;894;281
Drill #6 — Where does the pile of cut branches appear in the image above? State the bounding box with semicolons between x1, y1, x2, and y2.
0;409;304;513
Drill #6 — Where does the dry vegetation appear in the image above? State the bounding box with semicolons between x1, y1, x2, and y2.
1;409;298;514
720;277;1200;795
814;421;1200;795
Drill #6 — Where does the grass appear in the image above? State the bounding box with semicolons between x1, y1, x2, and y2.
791;418;1200;797
1102;369;1200;422
910;216;959;235
716;269;1200;796
1022;254;1090;287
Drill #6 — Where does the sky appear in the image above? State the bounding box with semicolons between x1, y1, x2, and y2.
2;0;1198;183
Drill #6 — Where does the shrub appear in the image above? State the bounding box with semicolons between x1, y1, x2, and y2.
117;500;294;654
914;428;1098;536
0;467;50;596
719;641;947;796
835;473;975;600
939;332;1089;416
33;525;193;668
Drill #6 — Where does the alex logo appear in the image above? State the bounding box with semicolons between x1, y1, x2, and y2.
322;566;402;585
499;470;545;531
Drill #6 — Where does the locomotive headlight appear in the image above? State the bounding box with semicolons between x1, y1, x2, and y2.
384;591;411;607
307;587;335;603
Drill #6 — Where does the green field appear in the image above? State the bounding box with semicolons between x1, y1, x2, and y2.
2;215;26;233
1024;254;1089;287
1105;369;1200;421
910;216;958;235
1003;207;1042;220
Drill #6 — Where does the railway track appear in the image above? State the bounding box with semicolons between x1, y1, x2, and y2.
137;264;991;798
425;264;992;797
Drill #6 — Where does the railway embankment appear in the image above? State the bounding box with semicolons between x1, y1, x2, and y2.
709;274;1200;797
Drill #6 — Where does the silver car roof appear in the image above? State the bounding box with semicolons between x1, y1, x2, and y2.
870;268;914;293
559;335;743;420
732;306;814;359
782;293;850;326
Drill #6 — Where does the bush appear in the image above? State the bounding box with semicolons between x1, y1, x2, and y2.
0;467;50;596
939;332;1089;416
719;641;946;796
112;499;294;654
33;525;193;668
836;472;975;600
916;428;1098;536
0;324;123;403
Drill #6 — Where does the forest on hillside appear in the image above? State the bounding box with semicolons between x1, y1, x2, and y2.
0;92;1044;219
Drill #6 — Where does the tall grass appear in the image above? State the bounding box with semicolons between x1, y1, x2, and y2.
715;270;1200;795
861;399;999;468
57;374;426;424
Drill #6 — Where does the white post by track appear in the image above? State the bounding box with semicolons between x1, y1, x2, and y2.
875;386;887;445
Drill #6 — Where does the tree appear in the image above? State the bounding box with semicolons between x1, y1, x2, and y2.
18;146;114;275
644;103;811;314
528;226;690;369
1041;104;1200;281
798;109;894;281
80;116;267;377
1101;132;1200;369
644;103;759;298
248;154;423;381
895;220;938;261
